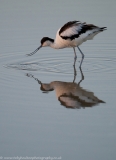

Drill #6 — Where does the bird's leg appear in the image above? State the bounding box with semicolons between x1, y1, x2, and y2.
78;67;84;85
73;58;77;83
73;47;77;60
77;46;84;68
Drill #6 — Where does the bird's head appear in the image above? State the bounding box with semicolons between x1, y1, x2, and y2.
41;37;54;47
27;37;54;56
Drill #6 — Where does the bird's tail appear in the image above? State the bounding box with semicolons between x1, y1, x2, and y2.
85;27;107;41
100;27;107;31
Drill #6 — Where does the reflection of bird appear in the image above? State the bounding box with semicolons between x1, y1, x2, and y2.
26;62;105;109
27;20;106;67
39;81;105;109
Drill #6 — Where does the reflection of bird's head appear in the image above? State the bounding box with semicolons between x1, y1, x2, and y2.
40;83;54;92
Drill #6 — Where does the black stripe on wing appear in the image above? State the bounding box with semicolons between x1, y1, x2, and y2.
59;21;80;35
60;23;106;41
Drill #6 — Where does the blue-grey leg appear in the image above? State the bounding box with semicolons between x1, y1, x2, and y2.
73;47;77;59
77;46;84;68
73;57;77;83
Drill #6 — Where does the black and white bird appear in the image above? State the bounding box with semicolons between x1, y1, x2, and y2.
27;21;107;67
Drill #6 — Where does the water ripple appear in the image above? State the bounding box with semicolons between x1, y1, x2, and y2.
4;55;116;75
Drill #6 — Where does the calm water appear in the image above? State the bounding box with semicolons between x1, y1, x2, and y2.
0;0;116;160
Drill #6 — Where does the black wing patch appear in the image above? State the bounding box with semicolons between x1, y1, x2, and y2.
59;21;106;41
59;21;79;35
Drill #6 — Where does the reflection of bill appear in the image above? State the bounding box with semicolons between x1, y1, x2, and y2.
26;61;105;109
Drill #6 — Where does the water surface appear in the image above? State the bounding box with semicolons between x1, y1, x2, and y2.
0;1;116;160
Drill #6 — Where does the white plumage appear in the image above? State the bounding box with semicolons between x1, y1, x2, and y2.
27;20;107;67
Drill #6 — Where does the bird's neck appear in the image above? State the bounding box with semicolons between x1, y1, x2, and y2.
49;41;59;49
48;38;65;49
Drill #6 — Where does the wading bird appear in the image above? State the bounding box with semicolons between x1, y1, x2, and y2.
27;21;106;67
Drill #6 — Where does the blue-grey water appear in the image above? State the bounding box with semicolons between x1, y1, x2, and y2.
0;0;116;160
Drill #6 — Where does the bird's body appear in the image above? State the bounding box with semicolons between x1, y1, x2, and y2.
27;21;106;67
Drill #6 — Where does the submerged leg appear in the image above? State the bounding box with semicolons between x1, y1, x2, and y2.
73;47;77;59
73;57;77;83
77;46;84;68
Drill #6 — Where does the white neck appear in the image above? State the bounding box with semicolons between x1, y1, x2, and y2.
43;40;58;49
44;38;66;49
50;41;59;49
